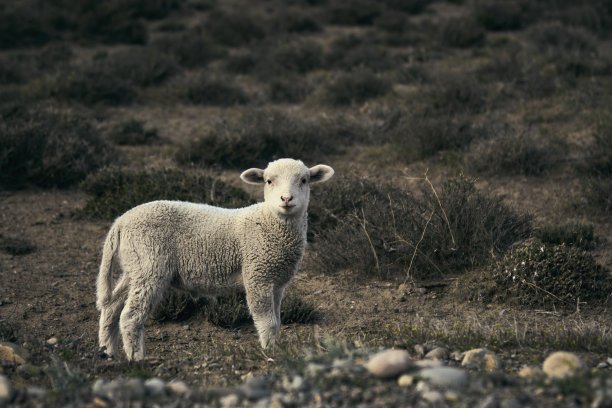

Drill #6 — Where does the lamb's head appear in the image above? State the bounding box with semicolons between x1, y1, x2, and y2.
240;158;334;218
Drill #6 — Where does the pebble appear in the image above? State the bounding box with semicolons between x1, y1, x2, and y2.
414;344;426;358
421;390;444;403
366;349;413;378
26;386;47;399
398;374;415;386
462;348;502;371
542;351;585;379
46;337;58;346
418;367;468;389
125;377;145;399
167;379;190;396
0;375;13;404
144;377;166;397
478;394;497;408
518;365;544;379
220;393;240;408
425;347;449;360
242;376;271;400
607;357;612;366
414;359;444;369
0;342;28;364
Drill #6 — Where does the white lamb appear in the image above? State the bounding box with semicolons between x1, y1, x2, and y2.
96;158;334;361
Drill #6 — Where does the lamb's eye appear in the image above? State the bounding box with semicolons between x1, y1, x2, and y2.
266;179;272;185
301;178;307;184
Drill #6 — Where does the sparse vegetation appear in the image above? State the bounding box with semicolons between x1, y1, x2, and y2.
107;119;159;146
79;167;254;220
323;69;393;105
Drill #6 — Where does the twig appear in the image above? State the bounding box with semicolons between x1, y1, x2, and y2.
354;208;380;274
423;170;456;249
404;210;434;284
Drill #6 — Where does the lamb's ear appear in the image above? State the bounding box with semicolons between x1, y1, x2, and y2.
309;165;334;184
240;168;265;185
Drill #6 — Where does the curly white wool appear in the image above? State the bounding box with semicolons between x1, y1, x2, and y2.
96;158;334;361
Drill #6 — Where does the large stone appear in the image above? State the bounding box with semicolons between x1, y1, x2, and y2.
425;347;449;360
0;342;28;365
542;351;585;379
418;367;468;389
0;375;13;404
366;349;413;378
461;348;502;371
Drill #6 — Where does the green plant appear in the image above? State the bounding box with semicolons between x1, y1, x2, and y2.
490;240;612;310
79;167;254;220
0;105;115;188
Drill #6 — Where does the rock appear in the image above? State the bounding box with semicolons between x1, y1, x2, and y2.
46;337;58;346
305;363;325;377
92;378;106;395
450;351;464;361
518;365;544;379
418;367;468;389
414;359;444;369
144;377;166;397
499;309;508;316
26;386;47;399
398;374;415;386
242;376;271;400
425;347;449;360
607;357;612;366
167;380;190;396
597;362;608;369
421;390;444;403
125;377;145;399
0;342;28;364
501;397;522;408
461;348;502;371
478;395;497;408
16;363;42;378
366;349;413;378
220;393;240;408
0;375;13;404
542;351;585;379
414;344;426;358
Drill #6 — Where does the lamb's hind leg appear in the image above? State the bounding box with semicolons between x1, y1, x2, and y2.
119;273;169;361
98;275;129;358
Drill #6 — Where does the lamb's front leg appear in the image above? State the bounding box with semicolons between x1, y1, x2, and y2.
245;282;279;349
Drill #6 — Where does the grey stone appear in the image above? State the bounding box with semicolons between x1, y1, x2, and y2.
414;344;426;358
0;375;13;404
425;347;449;360
542;351;585;379
125;377;146;399
26;386;47;399
242;376;271;400
92;378;106;395
418;367;468;389
478;394;497;408
501;397;523;408
0;342;28;364
145;377;166;397
167;380;190;396
462;348;502;371
607;357;612;366
421;390;444;403
220;393;241;408
366;349;413;378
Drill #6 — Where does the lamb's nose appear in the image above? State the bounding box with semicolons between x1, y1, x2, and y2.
281;195;293;204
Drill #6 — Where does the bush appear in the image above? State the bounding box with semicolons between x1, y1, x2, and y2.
475;0;530;31
489;240;612;310
427;73;491;114
327;43;398;72
0;105;115;189
383;0;431;14
309;174;532;280
49;67;137;106
584;115;612;211
79;167;254;220
323;0;382;26
0;2;60;49
176;109;361;168
107;119;158;145
267;8;322;34
323;69;393;105
153;30;226;68
535;222;595;250
203;9;266;46
265;38;324;75
75;2;149;45
528;21;598;54
467;130;560;176
378;112;484;163
439;16;486;48
186;75;249;106
98;47;178;87
267;76;313;103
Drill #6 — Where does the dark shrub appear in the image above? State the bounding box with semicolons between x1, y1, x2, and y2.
266;38;324;74
489;240;611;310
383;0;431;14
267;76;313;103
36;43;74;70
528;21;598;54
379;112;485;163
440;16;486;48
0;105;115;189
76;3;148;45
203;9;266;46
153;31;226;68
536;222;595;250
468;130;560;176
224;52;258;74
309;175;532;280
1;236;36;256
80;167;254;220
584;115;612;211
0;2;59;49
475;0;530;31
49;67;137;106
328;43;397;72
176;109;361;169
323;0;382;26
323;69;392;105
427;73;491;114
268;8;322;33
108;119;158;145
99;47;178;87
0;54;35;84
186;75;249;106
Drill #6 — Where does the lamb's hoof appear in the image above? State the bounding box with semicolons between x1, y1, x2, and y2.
97;346;115;360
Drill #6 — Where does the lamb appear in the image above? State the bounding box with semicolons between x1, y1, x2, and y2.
96;158;334;361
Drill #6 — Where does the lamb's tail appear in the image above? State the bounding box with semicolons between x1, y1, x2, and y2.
96;222;120;310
